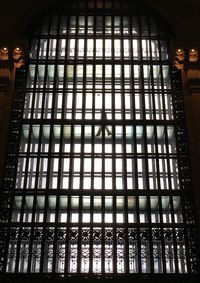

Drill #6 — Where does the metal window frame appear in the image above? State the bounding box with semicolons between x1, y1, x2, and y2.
0;0;199;279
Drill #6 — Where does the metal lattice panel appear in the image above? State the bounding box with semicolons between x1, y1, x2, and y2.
0;0;199;278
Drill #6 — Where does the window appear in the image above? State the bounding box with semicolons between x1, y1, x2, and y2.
0;0;198;277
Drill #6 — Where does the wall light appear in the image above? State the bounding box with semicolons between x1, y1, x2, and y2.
177;49;182;53
0;47;9;60
175;48;185;64
189;48;198;62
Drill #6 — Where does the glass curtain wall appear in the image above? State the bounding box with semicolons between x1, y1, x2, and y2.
1;0;197;276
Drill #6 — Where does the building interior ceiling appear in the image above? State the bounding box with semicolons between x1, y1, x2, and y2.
1;0;200;230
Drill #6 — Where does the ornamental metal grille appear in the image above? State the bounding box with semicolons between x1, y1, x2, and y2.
0;0;199;278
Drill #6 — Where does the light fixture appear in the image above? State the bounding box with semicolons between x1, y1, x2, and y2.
189;48;198;62
177;48;182;53
2;47;8;52
175;48;185;65
15;47;21;52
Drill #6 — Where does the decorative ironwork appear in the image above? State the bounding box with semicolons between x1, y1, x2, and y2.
0;0;199;279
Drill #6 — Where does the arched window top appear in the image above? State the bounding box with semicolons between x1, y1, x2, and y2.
29;0;170;38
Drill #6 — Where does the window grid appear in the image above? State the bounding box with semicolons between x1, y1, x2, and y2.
0;0;199;277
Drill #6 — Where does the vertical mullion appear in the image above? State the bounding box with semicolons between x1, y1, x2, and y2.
34;16;52;274
90;0;95;180
121;12;129;274
156;130;162;194
80;124;84;194
102;14;106;196
136;16;143;273
158;34;169;122
144;124;153;273
30;50;40;121
111;13;116;208
130;16;136;121
180;190;191;273
52;14;61;273
123;124;130;273
168;175;179;274
102;40;106;192
75;13;82;275
111;14;115;122
111;12;117;274
93;13;96;121
101;9;106;266
69;123;74;191
39;195;47;273
22;126;32;190
143;125;149;192
14;194;26;273
69;15;78;196
62;15;69;120
91;13;95;233
170;193;179;273
112;15;117;269
147;16;157;122
91;124;95;191
136;197;141;273
145;18;154;273
138;19;146;123
23;50;41;192
89;197;94;275
65;194;71;274
78;123;85;274
80;13;87;196
41;40;50;121
26;46;44;270
39;14;55;272
72;15;78;122
121;16;126;122
27;192;37;273
34;148;43;199
83;14;87;121
133;125;138;191
113;198;117;274
155;122;167;272
101;200;105;275
158;193;167;273
164;125;173;193
35;128;44;192
135;128;140;270
150;64;157;122
77;196;82;274
52;194;60;273
62;21;70;263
